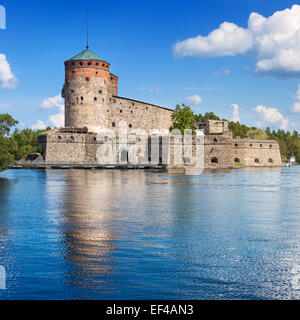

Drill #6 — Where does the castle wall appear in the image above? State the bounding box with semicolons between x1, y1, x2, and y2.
233;139;282;167
204;133;234;169
107;96;173;134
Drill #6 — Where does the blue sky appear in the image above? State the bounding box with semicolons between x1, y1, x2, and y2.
1;0;300;131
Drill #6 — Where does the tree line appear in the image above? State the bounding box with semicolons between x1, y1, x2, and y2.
0;114;49;171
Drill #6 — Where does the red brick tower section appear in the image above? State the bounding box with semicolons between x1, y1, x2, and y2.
64;59;118;96
63;49;119;130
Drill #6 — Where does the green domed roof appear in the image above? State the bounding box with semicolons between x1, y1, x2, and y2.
67;48;107;62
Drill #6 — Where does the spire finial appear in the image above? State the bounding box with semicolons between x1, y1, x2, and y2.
86;9;89;49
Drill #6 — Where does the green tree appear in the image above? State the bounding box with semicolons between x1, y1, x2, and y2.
170;104;196;135
0;114;19;172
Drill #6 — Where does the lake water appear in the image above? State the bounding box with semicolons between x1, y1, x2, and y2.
0;167;300;300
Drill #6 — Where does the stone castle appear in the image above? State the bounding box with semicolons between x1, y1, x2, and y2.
38;47;282;169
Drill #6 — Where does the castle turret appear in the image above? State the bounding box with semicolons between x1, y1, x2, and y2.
63;48;118;131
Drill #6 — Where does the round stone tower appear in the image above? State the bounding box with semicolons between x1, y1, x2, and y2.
62;47;118;132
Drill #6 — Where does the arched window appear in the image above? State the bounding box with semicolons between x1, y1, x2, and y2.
270;144;273;148
81;96;83;101
213;138;218;143
235;143;238;147
211;157;218;164
260;144;263;147
86;77;89;82
72;62;75;66
129;124;132;128
88;62;92;66
255;158;260;163
96;63;99;66
234;158;240;163
268;158;273;163
102;63;105;67
99;90;102;94
58;136;62;140
79;62;83;66
250;144;253;147
94;97;97;101
112;122;115;127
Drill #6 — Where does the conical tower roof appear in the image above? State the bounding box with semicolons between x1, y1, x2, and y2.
67;48;107;63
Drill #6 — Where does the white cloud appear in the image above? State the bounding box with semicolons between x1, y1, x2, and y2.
32;120;47;130
140;86;161;94
36;94;64;129
41;94;64;110
49;111;64;128
174;22;253;57
213;67;230;76
231;104;240;122
291;84;300;113
0;54;18;89
174;5;300;77
187;94;202;105
254;105;289;129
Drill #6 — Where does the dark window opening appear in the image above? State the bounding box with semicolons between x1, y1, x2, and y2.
213;138;218;143
235;143;238;147
234;158;240;163
268;158;273;163
88;62;92;66
94;97;97;101
86;77;89;82
112;122;115;128
255;158;260;163
129;124;132;128
211;157;218;164
81;96;83;101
